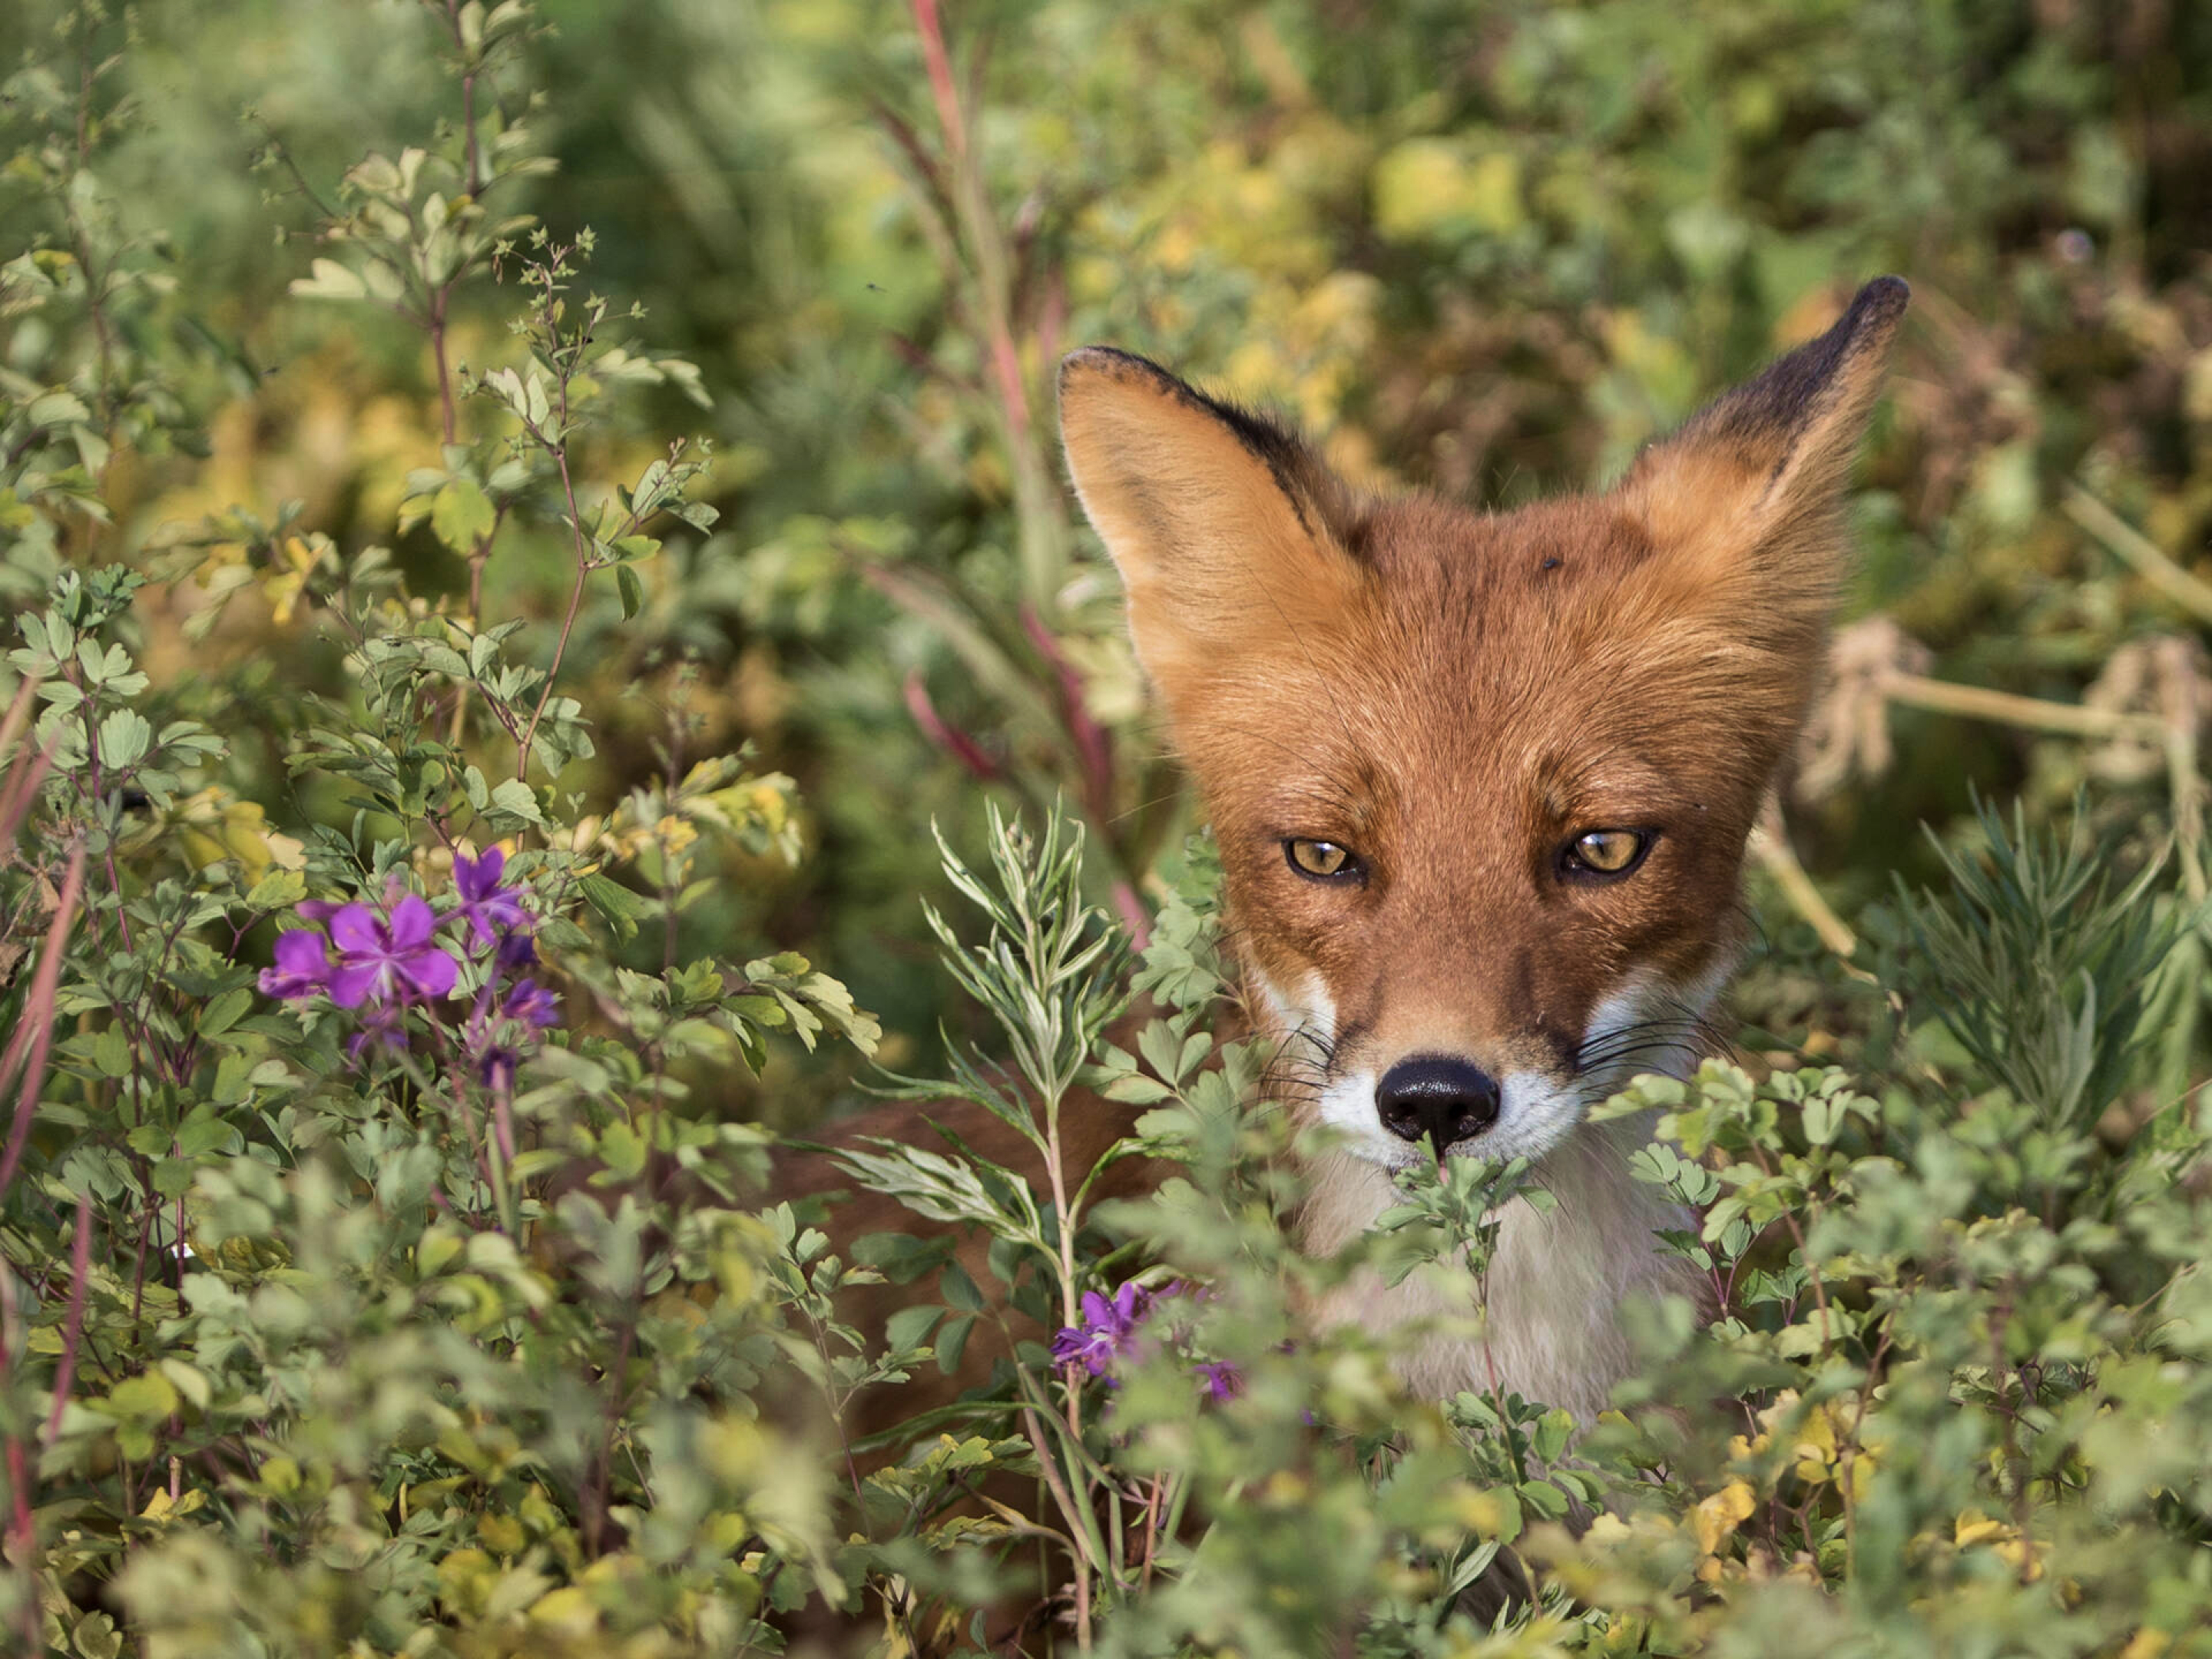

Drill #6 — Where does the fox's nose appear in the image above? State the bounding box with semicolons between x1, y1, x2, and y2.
1376;1055;1502;1154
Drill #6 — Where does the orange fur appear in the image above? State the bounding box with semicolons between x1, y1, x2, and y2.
1055;277;1908;1416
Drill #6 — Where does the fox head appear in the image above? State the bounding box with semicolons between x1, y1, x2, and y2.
1060;278;1907;1174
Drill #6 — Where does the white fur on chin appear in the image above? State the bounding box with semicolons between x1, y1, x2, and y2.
1263;965;1722;1420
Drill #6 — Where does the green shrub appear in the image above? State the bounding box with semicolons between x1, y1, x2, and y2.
5;0;2212;1654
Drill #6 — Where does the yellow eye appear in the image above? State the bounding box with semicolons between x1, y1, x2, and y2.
1566;829;1651;877
1286;839;1357;879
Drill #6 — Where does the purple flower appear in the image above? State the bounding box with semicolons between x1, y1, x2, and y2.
326;896;459;1008
1051;1282;1151;1379
259;930;331;999
450;847;531;950
478;1044;520;1091
502;979;560;1032
495;929;538;972
1194;1361;1242;1402
346;1002;407;1060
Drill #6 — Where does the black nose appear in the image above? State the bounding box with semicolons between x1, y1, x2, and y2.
1376;1055;1502;1154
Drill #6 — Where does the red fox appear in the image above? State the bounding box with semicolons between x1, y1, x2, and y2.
1050;276;1909;1420
799;276;1907;1432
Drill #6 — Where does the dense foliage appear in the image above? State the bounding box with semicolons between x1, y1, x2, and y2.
5;0;2212;1653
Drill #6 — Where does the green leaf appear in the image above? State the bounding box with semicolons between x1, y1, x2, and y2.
430;478;496;553
211;1050;254;1105
289;257;368;300
91;1025;131;1079
488;777;545;826
884;1303;945;1352
244;867;306;909
935;1313;975;1375
615;563;644;619
198;988;252;1038
98;707;152;768
106;1370;180;1423
598;1120;647;1181
579;873;647;939
1532;1408;1574;1464
173;1108;233;1160
940;1260;984;1313
1517;1478;1568;1519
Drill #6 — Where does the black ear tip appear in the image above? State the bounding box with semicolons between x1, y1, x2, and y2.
1058;345;1173;392
1848;275;1911;329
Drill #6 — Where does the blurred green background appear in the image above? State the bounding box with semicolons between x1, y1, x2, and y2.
9;0;2210;1106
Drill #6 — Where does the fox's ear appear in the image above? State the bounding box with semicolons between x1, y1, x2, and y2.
1622;276;1909;601
1058;348;1363;693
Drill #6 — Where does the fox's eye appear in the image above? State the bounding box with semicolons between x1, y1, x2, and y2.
1560;829;1654;881
1286;839;1360;881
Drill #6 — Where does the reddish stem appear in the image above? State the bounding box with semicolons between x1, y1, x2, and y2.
43;1192;91;1448
2;1435;28;1561
1111;879;1152;953
1021;604;1115;823
0;842;87;1204
910;0;967;159
902;671;1001;782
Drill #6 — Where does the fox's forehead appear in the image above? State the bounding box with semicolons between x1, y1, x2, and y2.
1355;494;1657;591
1237;498;1725;803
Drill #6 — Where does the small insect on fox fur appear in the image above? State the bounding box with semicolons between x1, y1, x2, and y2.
793;276;1909;1434
1053;276;1909;1420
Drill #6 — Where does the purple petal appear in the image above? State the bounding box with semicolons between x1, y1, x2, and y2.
295;899;343;923
465;846;505;897
273;931;329;975
1194;1362;1241;1402
327;904;382;955
327;962;388;1008
258;930;331;999
504;979;559;1030
386;895;438;949
495;932;538;972
397;945;459;999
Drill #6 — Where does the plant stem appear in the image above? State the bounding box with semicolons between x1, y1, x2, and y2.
0;843;86;1204
2065;485;2212;630
909;0;1065;614
1750;800;1866;971
42;1189;90;1451
1882;672;2164;740
514;396;594;779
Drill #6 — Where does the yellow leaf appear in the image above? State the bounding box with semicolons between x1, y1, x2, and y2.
525;1586;599;1635
1694;1479;1757;1555
1954;1509;2008;1548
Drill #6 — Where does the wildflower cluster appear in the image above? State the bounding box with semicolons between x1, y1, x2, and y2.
1051;1279;1241;1402
257;847;559;1078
